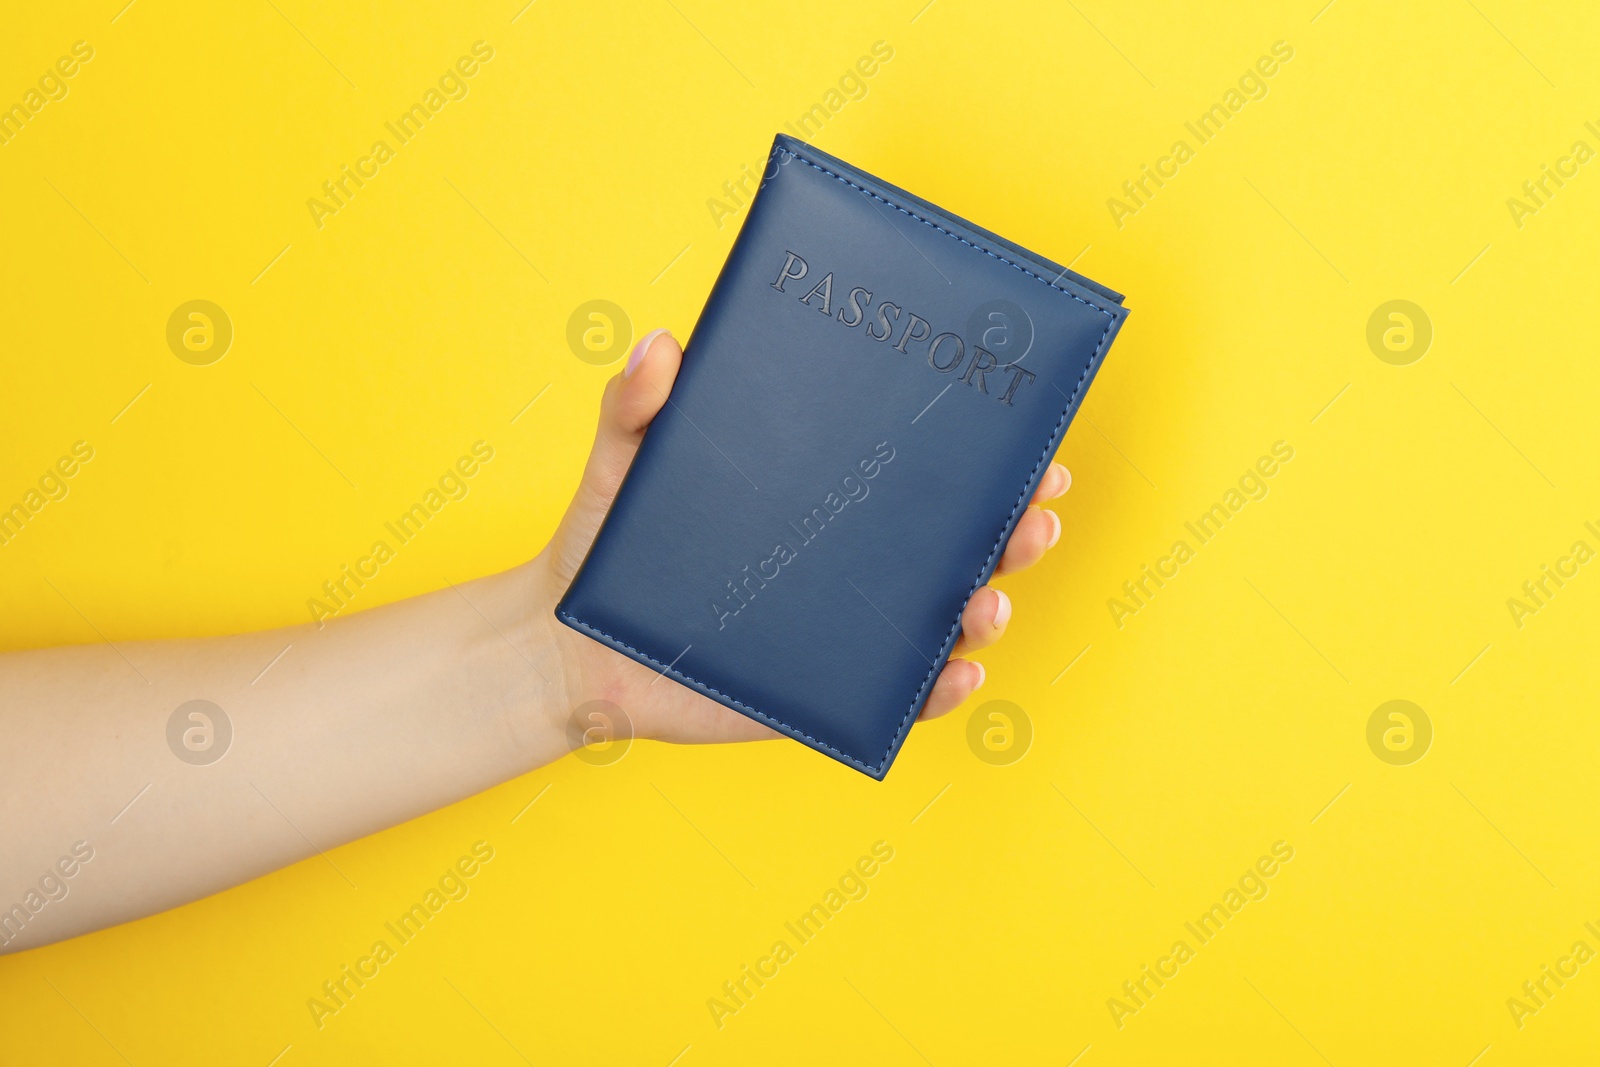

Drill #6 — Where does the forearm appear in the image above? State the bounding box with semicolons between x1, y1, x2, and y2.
0;560;567;954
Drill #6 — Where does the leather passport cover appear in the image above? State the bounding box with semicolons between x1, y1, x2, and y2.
557;133;1129;779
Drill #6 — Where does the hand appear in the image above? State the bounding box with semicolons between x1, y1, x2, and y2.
527;329;1071;747
0;326;1072;952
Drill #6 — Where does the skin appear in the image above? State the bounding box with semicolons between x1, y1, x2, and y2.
0;330;1070;956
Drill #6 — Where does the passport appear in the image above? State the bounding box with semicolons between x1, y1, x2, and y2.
557;133;1129;779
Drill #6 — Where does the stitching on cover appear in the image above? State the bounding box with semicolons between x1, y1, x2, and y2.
562;143;1121;775
556;609;873;770
895;316;1113;767
777;146;1120;318
778;144;1119;772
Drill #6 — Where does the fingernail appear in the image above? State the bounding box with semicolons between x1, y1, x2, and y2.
1043;464;1069;498
972;662;986;690
1046;509;1062;548
625;328;670;378
992;589;1011;629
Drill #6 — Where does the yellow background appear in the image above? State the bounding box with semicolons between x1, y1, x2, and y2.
3;0;1598;1062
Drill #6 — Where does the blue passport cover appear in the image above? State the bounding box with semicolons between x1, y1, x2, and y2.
557;133;1129;779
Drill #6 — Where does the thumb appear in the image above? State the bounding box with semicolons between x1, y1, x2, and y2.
546;328;682;586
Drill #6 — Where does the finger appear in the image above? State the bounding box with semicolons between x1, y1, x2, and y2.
610;327;681;436
918;659;985;722
1030;463;1071;504
952;585;1010;656
547;329;682;584
994;505;1059;576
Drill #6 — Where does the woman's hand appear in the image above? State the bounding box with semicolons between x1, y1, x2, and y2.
0;327;1072;954
527;328;1072;747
